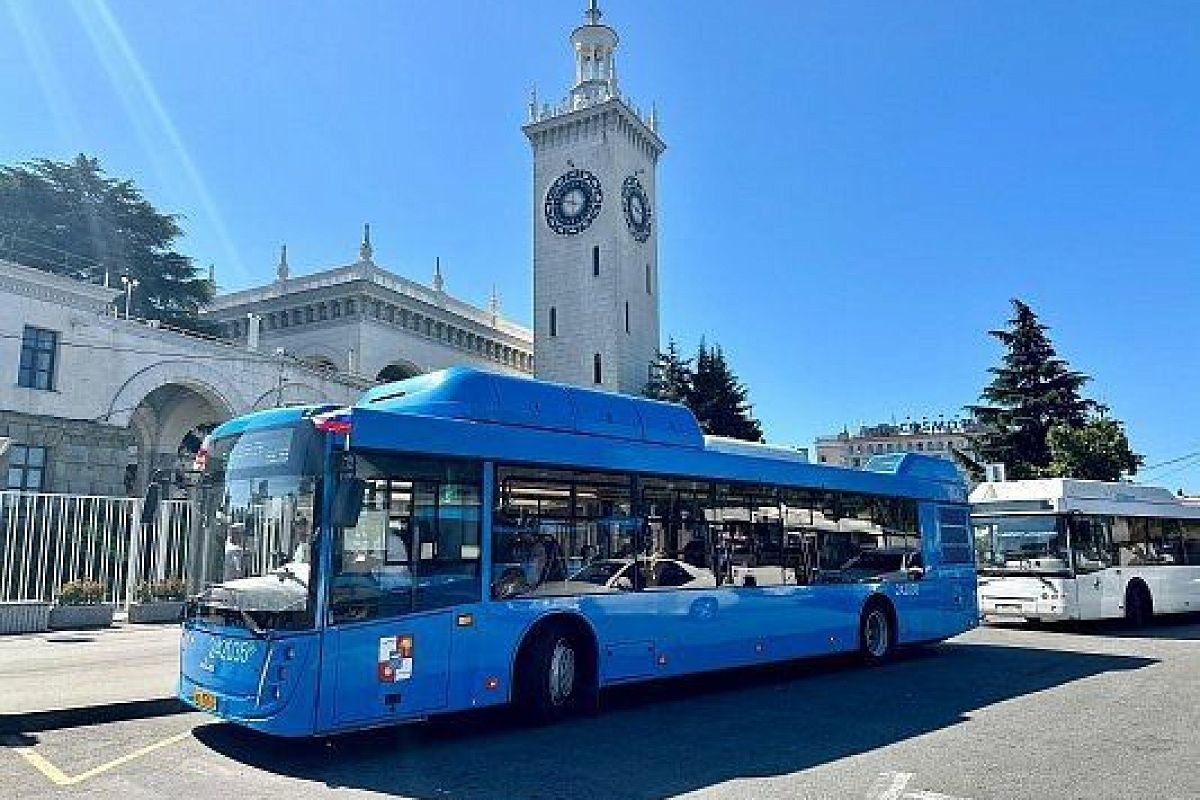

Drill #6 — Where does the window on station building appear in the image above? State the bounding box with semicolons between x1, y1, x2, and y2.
549;306;558;337
18;326;58;390
625;301;630;333
6;444;47;491
645;263;652;294
330;455;482;622
593;353;603;384
592;245;600;277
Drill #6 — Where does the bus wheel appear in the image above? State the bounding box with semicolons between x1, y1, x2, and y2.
860;599;896;664
518;626;582;724
1124;582;1153;628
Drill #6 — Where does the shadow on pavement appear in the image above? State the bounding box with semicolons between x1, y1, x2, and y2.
193;641;1156;800
0;698;186;738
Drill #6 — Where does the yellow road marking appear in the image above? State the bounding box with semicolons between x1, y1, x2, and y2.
9;729;193;787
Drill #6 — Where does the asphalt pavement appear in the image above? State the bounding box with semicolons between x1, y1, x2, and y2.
0;624;179;715
0;620;1198;799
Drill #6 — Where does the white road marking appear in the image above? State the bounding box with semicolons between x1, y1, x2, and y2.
870;771;974;800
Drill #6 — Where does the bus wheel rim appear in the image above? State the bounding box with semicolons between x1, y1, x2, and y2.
866;610;888;657
549;638;575;706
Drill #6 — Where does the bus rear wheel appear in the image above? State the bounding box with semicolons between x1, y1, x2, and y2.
859;599;896;664
1124;582;1153;628
517;626;584;724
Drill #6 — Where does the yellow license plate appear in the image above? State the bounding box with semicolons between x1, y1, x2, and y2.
193;689;217;711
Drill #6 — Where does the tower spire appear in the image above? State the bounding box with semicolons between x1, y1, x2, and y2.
359;223;373;263
433;256;444;292
276;244;289;282
570;0;618;109
488;285;500;323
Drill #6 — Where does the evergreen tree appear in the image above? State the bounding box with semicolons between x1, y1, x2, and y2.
644;338;693;403
968;299;1093;477
690;340;764;442
0;155;213;325
968;299;1142;480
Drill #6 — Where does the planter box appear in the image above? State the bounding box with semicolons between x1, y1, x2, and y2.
127;600;184;624
49;603;115;630
0;601;52;634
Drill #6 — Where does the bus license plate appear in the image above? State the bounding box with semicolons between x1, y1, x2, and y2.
193;689;218;711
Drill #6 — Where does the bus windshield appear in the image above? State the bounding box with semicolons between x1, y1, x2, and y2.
186;423;321;632
973;514;1071;575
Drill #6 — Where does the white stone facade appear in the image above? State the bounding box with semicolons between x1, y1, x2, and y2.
202;256;532;383
0;259;364;495
526;3;664;394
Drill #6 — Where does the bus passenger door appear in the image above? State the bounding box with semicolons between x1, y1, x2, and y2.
322;611;453;730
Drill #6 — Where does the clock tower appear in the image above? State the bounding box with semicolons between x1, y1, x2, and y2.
525;1;665;394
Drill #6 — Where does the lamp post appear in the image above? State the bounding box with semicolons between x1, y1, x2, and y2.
120;275;139;319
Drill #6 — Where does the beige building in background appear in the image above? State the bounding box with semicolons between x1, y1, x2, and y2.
815;419;983;469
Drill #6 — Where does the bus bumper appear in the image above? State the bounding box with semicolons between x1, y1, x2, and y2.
978;577;1075;623
179;625;320;737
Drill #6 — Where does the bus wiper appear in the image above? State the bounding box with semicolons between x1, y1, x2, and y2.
275;566;308;589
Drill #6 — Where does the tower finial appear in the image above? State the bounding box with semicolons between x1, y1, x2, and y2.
586;0;601;25
276;244;289;282
488;284;500;322
433;256;444;292
359;223;373;263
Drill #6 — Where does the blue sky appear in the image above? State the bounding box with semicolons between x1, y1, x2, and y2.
3;1;1198;488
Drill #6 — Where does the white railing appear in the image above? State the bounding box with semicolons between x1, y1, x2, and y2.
0;491;190;611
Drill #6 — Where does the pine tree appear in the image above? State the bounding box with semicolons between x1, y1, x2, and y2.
0;155;213;325
968;299;1095;478
644;338;693;403
690;340;764;442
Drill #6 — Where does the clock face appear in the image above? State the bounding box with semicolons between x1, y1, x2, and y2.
622;175;652;242
545;169;603;235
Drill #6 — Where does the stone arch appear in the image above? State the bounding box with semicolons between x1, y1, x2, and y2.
376;360;423;384
120;378;238;495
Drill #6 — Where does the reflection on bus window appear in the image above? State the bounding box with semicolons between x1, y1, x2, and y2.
331;454;481;623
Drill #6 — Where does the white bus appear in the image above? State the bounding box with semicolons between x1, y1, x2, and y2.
972;479;1200;625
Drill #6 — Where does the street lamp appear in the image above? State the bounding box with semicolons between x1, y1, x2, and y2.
120;275;139;319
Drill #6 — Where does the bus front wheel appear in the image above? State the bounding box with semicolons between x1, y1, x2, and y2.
1124;582;1153;628
859;599;896;664
517;625;586;724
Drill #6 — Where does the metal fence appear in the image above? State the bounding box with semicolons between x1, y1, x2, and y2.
0;491;191;611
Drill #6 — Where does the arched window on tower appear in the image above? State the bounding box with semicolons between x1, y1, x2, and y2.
646;263;652;294
549;306;558;337
593;353;603;385
592;245;600;277
624;301;630;333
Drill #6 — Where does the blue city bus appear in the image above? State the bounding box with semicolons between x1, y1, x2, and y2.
177;367;977;737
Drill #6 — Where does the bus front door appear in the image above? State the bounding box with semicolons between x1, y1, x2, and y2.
320;610;453;731
1074;568;1124;620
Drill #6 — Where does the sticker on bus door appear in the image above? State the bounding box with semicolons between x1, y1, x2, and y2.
377;635;414;682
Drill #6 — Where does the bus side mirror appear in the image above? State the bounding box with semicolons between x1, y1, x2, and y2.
140;482;161;525
332;478;365;528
